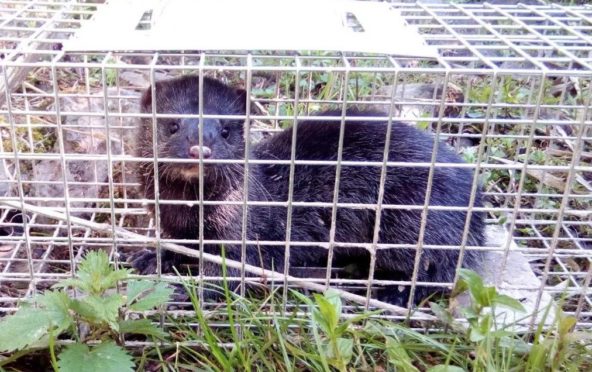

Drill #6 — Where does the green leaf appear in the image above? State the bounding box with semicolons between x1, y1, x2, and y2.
417;119;430;131
489;330;514;339
469;327;486;343
312;294;339;336
57;341;135;372
362;320;384;337
290;290;314;306
125;280;152;304
0;307;52;352
458;269;489;307
99;269;132;292
498;336;531;354
324;289;342;319
427;366;466;372
478;286;497;308
526;343;547;371
493;294;526;313
52;278;87;291
461;307;479;323
0;290;79;352
87;294;124;330
37;291;75;334
429;302;454;326
339;309;381;335
558;316;577;337
335;338;353;364
127;280;174;311
478;314;493;336
451;278;468;297
386;336;419;372
76;251;112;293
72;251;130;295
119;319;168;339
71;294;124;330
457;269;484;291
69;298;98;322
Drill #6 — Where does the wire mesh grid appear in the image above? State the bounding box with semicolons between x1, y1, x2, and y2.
0;0;590;332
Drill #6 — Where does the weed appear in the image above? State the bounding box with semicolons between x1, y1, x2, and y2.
0;250;174;372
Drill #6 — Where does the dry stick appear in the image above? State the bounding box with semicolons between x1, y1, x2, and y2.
0;199;436;320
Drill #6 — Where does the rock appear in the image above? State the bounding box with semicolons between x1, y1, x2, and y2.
452;225;556;331
119;70;169;88
377;82;464;122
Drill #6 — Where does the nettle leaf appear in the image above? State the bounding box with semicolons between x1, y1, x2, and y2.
86;294;124;330
127;280;174;311
78;250;110;273
75;251;130;295
57;341;134;372
77;251;111;285
53;278;89;292
55;269;130;294
0;290;79;352
126;280;152;304
71;294;124;330
38;291;75;333
119;319;168;339
0;307;52;352
99;269;132;292
70;298;99;322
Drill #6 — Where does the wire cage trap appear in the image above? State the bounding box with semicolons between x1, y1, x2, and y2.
0;0;590;336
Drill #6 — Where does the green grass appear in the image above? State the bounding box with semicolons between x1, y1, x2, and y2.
136;269;592;371
1;254;591;371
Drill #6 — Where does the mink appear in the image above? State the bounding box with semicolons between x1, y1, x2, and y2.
130;75;485;306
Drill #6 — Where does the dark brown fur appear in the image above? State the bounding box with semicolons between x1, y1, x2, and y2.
131;75;485;306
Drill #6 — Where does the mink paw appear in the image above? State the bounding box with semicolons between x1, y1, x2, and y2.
126;249;173;275
376;286;411;308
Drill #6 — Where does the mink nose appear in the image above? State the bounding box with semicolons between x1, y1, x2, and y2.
189;145;212;159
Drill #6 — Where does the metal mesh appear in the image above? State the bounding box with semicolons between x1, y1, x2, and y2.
0;0;590;329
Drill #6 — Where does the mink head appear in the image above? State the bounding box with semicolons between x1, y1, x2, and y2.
138;75;247;183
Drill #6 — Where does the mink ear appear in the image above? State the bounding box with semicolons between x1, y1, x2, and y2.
140;86;153;113
235;88;260;115
235;88;248;112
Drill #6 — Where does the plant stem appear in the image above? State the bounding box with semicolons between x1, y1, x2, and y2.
49;331;60;372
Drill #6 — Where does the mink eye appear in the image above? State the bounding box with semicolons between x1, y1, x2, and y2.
168;121;179;135
221;127;230;139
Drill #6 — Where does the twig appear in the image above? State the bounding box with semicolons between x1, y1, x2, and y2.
0;199;437;320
